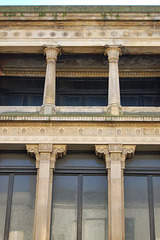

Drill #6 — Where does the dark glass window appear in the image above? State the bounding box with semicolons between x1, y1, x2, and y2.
124;153;160;240
51;152;108;240
1;76;159;107
56;78;108;106
0;151;36;240
120;77;160;107
0;76;44;106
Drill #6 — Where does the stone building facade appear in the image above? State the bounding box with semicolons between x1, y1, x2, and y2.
0;5;160;240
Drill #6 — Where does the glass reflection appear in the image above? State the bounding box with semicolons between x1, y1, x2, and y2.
124;176;150;240
0;175;9;240
9;175;36;240
82;176;108;240
51;176;78;240
153;177;160;240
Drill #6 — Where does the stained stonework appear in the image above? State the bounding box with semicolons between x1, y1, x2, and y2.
1;54;160;78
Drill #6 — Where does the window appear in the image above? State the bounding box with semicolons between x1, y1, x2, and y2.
121;77;160;107
124;153;160;240
56;78;108;106
0;151;36;240
0;76;44;106
51;152;108;240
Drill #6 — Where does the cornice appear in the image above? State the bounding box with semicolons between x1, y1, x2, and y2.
1;6;160;13
0;6;160;21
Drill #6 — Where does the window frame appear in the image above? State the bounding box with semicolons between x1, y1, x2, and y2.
51;151;108;240
124;152;160;240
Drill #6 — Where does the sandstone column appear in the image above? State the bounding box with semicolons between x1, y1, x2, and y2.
26;144;67;240
105;46;122;115
95;144;136;240
42;46;60;114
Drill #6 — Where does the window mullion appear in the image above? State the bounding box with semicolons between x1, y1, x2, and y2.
4;174;14;240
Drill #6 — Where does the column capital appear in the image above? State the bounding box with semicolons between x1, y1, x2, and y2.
43;45;61;62
26;144;67;169
104;45;122;63
95;144;136;169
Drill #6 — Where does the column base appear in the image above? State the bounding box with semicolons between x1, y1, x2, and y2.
107;104;122;115
40;104;56;115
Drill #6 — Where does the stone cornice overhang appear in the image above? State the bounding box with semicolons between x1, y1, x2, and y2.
0;6;160;21
1;6;160;55
1;6;160;13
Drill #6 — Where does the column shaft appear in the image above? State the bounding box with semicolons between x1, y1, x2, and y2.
105;46;121;115
42;46;60;114
43;59;56;105
108;60;120;105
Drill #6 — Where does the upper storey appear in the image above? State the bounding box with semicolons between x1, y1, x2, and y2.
1;6;160;54
1;6;160;120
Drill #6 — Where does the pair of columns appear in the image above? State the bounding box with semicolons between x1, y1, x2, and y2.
26;143;135;240
42;45;122;115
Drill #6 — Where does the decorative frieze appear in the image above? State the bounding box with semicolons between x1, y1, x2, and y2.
1;28;160;40
1;123;160;144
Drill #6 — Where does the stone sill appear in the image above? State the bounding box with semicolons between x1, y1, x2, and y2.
0;106;160;122
0;105;160;114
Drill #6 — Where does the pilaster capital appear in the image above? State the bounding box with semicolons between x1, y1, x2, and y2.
122;144;136;159
95;145;109;158
53;144;67;158
104;45;122;63
43;45;61;62
26;144;67;169
26;144;40;165
95;144;136;170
